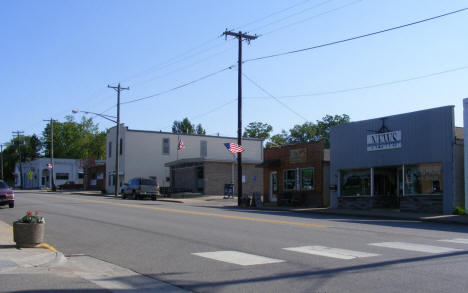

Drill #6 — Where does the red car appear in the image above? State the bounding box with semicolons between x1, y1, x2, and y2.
0;180;14;208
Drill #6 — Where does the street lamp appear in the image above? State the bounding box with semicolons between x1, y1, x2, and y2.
72;109;120;196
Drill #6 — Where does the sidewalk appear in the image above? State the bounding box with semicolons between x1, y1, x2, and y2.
0;221;105;292
31;189;468;226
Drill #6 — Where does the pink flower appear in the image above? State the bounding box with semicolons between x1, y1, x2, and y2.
27;211;33;216
34;211;39;215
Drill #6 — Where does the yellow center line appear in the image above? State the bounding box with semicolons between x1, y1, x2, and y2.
39;194;332;229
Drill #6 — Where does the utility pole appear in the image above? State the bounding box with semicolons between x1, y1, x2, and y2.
108;83;129;197
43;119;56;191
223;30;257;206
0;144;5;180
12;131;24;189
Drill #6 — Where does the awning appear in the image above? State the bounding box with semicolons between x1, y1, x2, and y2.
255;159;281;168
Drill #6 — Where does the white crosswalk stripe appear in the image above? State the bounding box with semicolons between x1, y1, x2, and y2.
438;238;468;244
369;242;462;253
283;246;380;260
192;251;285;266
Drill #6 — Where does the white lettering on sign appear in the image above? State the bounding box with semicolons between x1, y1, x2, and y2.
367;131;402;151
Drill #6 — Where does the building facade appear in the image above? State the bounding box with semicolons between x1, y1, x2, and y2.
106;125;264;194
330;106;464;214
14;158;83;189
258;142;330;207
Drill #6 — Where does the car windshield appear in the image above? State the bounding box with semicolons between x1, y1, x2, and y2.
141;179;156;185
0;181;8;189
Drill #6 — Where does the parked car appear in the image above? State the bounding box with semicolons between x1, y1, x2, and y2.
0;180;14;208
119;183;128;195
122;177;160;200
59;181;83;190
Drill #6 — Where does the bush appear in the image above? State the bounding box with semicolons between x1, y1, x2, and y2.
453;206;466;215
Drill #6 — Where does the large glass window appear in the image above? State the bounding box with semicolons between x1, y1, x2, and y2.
341;169;371;196
284;169;297;191
56;173;69;180
162;138;170;155
301;168;314;190
405;163;442;195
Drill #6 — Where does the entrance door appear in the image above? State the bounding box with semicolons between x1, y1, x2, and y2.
269;172;278;202
373;167;398;208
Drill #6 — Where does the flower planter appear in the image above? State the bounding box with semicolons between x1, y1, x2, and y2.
13;221;45;248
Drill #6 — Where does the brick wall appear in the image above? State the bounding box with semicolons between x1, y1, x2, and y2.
262;142;326;206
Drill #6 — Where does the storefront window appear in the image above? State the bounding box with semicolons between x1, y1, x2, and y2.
284;169;296;190
301;168;314;190
405;163;442;195
341;169;371;196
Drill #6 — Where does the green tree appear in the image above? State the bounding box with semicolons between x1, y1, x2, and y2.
1;135;42;185
316;114;350;147
42;115;106;159
172;118;206;135
243;122;273;140
266;130;288;148
286;114;350;147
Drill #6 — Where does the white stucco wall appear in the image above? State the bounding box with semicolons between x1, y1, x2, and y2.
106;125;263;192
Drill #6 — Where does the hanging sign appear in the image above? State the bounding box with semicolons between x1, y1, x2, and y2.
367;130;402;151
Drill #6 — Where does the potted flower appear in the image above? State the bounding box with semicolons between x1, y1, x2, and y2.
13;211;45;248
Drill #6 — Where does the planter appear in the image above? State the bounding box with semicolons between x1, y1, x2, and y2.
12;221;45;248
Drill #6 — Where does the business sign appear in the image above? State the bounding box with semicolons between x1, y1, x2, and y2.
367;130;402;151
289;148;307;163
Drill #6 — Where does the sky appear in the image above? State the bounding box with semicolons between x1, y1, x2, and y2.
1;0;468;145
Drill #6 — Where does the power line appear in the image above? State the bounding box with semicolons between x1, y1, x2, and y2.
244;65;468;99
242;73;308;121
232;0;316;31
258;0;363;36
121;65;235;105
249;0;335;33
245;7;468;63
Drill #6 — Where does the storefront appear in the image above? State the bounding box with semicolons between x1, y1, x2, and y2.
330;106;464;214
258;142;330;207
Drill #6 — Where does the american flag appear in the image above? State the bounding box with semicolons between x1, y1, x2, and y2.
224;143;244;154
177;137;185;150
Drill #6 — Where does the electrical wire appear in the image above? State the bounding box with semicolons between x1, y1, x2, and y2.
242;73;308;121
245;7;468;63
243;65;468;100
121;65;236;105
249;0;335;33
259;0;363;36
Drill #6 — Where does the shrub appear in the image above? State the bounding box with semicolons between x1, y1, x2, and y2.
453;206;466;215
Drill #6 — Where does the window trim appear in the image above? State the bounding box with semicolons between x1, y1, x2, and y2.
300;167;315;191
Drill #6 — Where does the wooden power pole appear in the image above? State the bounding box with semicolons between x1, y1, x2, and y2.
222;30;257;206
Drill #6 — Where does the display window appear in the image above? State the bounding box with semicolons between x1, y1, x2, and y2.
341;169;371;196
301;168;314;190
283;169;296;191
405;163;442;195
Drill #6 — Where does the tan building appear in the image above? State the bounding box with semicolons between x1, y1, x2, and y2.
106;124;264;195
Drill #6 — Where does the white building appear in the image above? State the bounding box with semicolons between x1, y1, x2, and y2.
14;158;83;189
106;125;264;194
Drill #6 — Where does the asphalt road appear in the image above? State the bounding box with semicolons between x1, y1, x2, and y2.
1;190;468;293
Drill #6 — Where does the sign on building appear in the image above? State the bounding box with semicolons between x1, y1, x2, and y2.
367;131;402;151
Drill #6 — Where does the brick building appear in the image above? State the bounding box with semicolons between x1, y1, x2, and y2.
258;142;330;207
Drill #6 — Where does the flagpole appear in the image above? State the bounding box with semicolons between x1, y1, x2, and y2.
177;135;179;161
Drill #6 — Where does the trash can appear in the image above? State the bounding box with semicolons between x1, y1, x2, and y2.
224;184;234;198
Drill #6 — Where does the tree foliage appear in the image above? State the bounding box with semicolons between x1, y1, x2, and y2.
172;118;206;135
1;135;43;185
243;122;273;140
42;115;106;159
266;114;350;148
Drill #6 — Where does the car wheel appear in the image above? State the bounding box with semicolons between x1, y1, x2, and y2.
9;203;14;208
132;191;137;200
122;193;126;200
